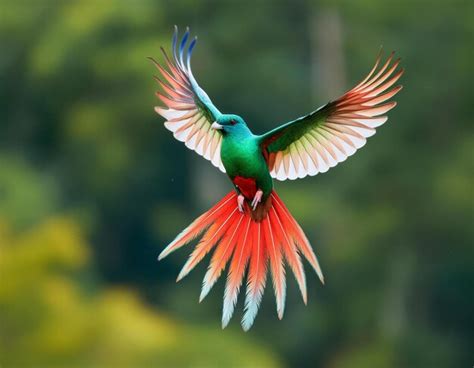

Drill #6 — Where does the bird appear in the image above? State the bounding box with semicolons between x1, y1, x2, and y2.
151;26;403;331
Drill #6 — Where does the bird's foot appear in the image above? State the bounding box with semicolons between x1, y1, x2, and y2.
251;190;263;211
237;194;245;213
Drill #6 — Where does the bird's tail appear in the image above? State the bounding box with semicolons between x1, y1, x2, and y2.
158;190;324;330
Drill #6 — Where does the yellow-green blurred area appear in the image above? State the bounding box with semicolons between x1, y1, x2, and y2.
0;0;472;367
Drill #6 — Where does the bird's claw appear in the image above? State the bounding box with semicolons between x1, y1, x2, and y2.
237;194;245;213
251;190;263;211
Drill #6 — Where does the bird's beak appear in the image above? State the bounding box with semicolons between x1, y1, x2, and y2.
211;121;223;130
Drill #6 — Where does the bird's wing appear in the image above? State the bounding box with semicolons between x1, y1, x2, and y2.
259;51;404;181
151;27;225;172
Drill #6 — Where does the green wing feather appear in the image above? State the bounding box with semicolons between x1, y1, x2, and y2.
259;50;404;180
261;103;330;152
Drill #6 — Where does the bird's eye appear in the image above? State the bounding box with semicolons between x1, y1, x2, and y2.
230;119;237;125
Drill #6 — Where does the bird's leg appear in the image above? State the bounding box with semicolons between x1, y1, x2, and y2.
237;194;245;213
251;189;263;211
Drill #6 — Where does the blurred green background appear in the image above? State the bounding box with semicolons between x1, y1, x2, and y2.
1;0;472;367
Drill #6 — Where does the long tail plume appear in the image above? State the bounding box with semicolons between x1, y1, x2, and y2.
158;190;324;330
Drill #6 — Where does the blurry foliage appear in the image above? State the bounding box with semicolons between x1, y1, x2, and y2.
0;214;279;367
0;0;472;367
0;156;58;229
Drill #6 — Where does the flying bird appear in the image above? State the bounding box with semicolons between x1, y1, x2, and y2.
151;26;403;330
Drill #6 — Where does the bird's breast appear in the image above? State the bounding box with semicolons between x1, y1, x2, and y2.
221;138;263;175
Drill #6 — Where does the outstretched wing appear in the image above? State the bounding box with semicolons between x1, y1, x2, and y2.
151;27;225;172
259;51;404;180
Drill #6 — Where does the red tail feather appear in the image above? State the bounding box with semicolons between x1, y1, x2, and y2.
159;190;324;330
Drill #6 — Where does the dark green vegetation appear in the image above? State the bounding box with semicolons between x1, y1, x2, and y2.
1;1;472;367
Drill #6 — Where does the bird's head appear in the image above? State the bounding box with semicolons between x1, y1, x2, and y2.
211;114;249;135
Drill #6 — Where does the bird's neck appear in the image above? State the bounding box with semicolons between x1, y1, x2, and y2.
225;125;254;140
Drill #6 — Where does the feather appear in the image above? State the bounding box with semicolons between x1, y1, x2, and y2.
222;216;251;328
160;190;323;330
260;50;403;181
152;27;225;172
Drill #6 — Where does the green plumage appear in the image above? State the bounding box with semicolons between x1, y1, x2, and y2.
216;115;273;198
216;106;330;199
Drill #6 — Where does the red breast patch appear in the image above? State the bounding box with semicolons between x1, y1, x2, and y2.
233;176;257;200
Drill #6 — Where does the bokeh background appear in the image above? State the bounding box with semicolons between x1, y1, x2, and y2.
1;0;472;367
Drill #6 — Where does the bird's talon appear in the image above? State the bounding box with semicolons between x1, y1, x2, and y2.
237;194;245;213
251;190;263;211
